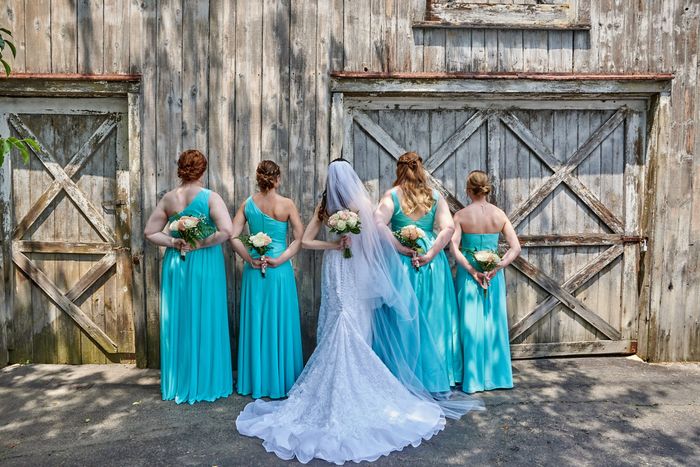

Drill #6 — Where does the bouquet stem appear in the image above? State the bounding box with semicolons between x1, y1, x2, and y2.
343;247;352;259
180;249;186;261
260;255;267;277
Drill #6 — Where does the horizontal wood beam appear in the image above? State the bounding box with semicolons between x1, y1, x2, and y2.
14;241;116;254
511;234;644;248
412;20;590;31
510;340;637;359
331;72;674;81
331;76;672;96
0;76;140;96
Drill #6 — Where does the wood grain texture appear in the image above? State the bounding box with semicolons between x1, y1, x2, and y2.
3;0;700;363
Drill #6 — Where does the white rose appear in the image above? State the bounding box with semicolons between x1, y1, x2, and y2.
336;220;347;231
169;221;180;232
346;217;357;228
181;218;198;229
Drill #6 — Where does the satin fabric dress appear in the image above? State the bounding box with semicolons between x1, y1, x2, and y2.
237;196;303;399
160;188;233;404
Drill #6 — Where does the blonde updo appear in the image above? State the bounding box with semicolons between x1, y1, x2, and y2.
256;160;281;192
467;170;492;196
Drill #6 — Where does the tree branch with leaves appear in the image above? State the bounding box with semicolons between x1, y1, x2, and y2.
0;27;36;166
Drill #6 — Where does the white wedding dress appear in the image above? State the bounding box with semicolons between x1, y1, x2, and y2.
236;248;445;464
236;161;482;465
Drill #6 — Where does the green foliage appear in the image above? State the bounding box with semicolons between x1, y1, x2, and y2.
0;137;39;167
0;27;37;167
0;27;16;77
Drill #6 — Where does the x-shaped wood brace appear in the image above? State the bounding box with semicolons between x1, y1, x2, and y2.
351;107;624;341
9;113;121;353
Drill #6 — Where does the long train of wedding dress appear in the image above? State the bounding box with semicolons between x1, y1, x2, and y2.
237;160;482;464
236;249;446;464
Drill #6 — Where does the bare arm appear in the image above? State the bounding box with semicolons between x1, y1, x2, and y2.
144;197;187;249
228;202;257;265
302;206;342;251
268;200;304;266
420;196;455;263
486;216;521;279
450;212;487;288
374;191;415;256
197;192;234;248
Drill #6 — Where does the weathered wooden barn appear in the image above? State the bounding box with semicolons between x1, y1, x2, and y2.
0;0;698;369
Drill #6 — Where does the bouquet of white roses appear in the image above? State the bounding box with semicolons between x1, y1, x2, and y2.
466;249;501;297
328;210;361;258
393;225;426;270
169;215;216;260
239;231;273;277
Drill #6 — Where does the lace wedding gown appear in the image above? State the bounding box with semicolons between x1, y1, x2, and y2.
236;248;446;464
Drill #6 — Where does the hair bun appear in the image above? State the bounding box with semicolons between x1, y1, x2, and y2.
467;170;492;196
256;160;281;192
177;149;208;182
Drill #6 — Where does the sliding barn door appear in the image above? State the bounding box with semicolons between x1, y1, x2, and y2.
0;98;135;364
341;96;646;358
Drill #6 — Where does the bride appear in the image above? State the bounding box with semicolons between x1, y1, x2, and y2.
236;159;483;464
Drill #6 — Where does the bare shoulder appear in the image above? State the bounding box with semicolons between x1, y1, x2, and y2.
381;188;396;201
280;195;299;212
207;190;225;204
491;204;508;220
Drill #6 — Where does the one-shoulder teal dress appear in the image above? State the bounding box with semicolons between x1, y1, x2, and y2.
389;189;463;391
456;233;513;393
237;197;303;399
160;188;233;404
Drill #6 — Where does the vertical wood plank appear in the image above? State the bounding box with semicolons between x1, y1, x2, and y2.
141;0;160;367
51;0;78;73
290;0;317;357
344;0;371;71
0;113;12;366
23;0;52;73
104;0;130;73
181;0;209;153
207;0;237;365
77;0;105;74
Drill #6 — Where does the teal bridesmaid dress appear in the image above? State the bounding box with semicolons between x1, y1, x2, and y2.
160;188;233;404
456;233;513;393
389;189;463;391
237;197;303;399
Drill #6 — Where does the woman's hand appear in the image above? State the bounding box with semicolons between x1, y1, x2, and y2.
416;250;436;267
338;235;352;250
171;237;188;250
249;258;264;269
397;244;416;257
469;269;489;289
485;265;502;281
265;256;283;268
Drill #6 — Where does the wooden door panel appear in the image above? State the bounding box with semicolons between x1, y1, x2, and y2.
2;100;133;364
343;96;645;358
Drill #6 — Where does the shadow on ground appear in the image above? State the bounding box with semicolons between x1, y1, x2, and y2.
1;357;699;466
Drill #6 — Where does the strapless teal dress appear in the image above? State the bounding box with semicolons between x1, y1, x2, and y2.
456;233;513;393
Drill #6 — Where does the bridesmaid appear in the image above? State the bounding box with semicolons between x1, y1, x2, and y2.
450;170;521;393
231;160;304;399
375;152;462;391
144;149;234;404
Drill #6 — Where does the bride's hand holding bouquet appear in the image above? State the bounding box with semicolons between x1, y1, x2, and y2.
328;209;361;258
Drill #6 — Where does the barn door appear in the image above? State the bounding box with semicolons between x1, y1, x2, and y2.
340;96;646;358
0;98;135;364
